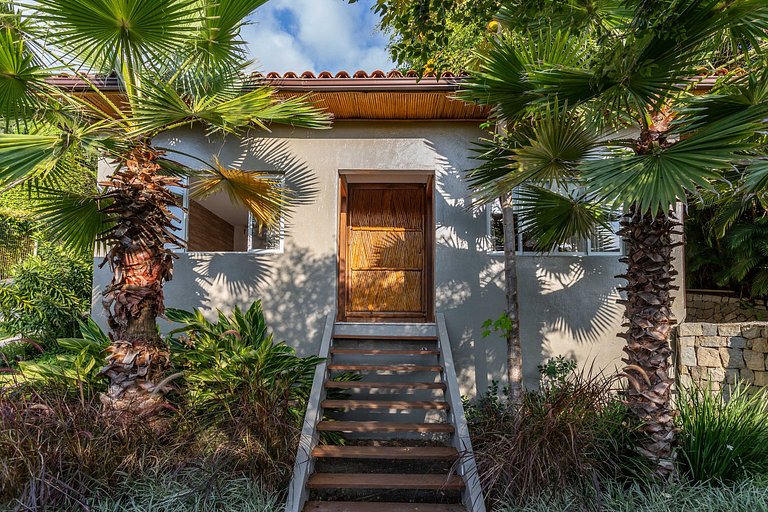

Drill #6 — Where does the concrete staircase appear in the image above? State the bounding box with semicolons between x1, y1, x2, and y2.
286;316;485;512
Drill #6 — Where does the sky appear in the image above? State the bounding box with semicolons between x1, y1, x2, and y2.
241;0;395;75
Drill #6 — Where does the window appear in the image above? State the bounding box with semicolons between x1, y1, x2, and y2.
170;174;285;254
167;177;188;252
487;201;622;256
248;211;283;253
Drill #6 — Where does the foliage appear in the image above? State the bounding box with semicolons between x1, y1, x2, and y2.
351;0;499;72
4;319;109;396
481;311;514;338
166;301;322;480
686;186;768;298
0;209;34;279
86;471;282;512
0;245;91;344
0;388;179;511
497;478;768;512
464;360;636;506
0;302;324;508
677;382;768;482
167;301;321;424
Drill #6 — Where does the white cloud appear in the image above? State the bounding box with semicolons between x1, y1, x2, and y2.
242;0;395;74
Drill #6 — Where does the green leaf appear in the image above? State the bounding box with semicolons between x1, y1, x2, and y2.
584;107;767;215
34;0;199;76
31;187;113;255
514;185;615;252
0;134;61;187
129;80;331;136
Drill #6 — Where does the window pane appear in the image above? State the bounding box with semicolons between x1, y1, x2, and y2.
165;179;187;251
555;236;587;253
590;220;621;253
249;219;282;251
489;202;504;252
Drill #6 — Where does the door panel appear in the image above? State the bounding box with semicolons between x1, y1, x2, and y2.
349;230;423;270
349;270;422;312
343;184;429;320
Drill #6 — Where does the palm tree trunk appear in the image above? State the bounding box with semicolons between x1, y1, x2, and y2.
617;205;678;478
98;147;182;415
501;193;523;403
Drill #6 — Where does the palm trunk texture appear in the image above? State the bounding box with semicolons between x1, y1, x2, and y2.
98;147;182;414
617;205;679;478
501;194;523;403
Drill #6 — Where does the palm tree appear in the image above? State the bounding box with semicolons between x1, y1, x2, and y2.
0;0;331;414
462;0;768;476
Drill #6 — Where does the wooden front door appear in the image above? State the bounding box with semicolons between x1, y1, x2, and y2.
339;182;433;322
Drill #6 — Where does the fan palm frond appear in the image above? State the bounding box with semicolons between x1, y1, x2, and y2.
514;185;615;252
190;161;286;228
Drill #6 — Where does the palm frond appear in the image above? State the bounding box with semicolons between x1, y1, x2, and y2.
467;104;602;203
31;187;113;255
0;133;61;187
0;24;49;127
460;30;593;120
514;185;615;252
584;108;767;215
190;162;286;227
184;0;270;72
34;0;199;83
129;80;331;136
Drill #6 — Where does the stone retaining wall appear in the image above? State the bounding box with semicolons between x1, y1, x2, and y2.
677;322;768;392
685;292;768;323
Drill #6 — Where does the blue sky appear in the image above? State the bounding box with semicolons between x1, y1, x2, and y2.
242;0;395;74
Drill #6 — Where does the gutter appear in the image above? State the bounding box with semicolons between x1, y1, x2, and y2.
46;75;465;93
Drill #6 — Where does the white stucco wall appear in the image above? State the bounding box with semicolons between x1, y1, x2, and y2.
92;121;683;396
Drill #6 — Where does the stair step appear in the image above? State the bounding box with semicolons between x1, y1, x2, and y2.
317;421;454;433
304;501;465;512
307;473;464;490
322;400;449;410
325;381;446;390
333;334;438;341
328;365;442;372
312;445;458;460
331;349;440;356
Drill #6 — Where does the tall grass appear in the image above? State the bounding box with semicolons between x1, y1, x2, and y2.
466;365;640;507
677;381;768;482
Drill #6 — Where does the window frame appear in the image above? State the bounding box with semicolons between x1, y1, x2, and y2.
168;177;189;254
246;173;285;255
485;202;623;257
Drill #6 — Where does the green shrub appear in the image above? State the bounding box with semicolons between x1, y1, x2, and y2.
0;210;35;280
677;381;768;482
3;319;109;396
465;360;638;507
0;245;91;345
166;301;322;483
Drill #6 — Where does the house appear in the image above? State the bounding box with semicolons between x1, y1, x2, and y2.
89;70;686;396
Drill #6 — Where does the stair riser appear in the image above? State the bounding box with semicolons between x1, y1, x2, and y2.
308;488;463;505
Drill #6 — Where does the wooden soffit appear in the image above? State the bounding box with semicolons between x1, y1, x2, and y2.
49;73;490;121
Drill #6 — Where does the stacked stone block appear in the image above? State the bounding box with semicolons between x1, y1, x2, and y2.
685;292;767;323
677;322;768;393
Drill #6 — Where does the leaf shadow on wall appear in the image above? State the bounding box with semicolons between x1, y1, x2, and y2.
434;161;623;392
159;137;321;333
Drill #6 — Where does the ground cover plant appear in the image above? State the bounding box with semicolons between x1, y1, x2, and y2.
498;478;768;512
0;301;320;511
677;381;768;482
